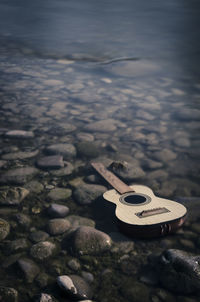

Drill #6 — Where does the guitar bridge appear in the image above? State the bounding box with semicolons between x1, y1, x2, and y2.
136;207;170;218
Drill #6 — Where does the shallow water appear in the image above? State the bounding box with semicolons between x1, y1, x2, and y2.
0;1;200;301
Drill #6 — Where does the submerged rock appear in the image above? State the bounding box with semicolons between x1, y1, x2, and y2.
85;119;117;132
151;249;200;294
66;215;95;230
37;155;64;170
0;167;39;185
30;241;57;260
35;293;56;302
45;143;76;158
17;258;40;282
2;150;39;160
109;160;145;181
70;226;112;255
76;141;100;158
57;274;92;300
0;187;29;205
73;183;106;205
29;231;50;243
0;218;10;241
47;203;69;218
0;286;18;302
47;188;72;201
5;130;34;138
47;218;71;235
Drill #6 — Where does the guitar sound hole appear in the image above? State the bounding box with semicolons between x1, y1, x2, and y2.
123;194;147;204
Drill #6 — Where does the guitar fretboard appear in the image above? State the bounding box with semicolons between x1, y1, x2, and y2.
91;162;134;195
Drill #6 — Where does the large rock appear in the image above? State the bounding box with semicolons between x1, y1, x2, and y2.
151;249;200;294
17;258;40;282
37;155;64;170
0;167;39;185
70;226;112;255
0;187;29;205
45;143;76;159
57;275;92;300
47;219;71;236
30;241;57;260
73;183;106;205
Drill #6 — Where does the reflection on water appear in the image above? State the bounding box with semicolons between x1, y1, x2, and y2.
0;0;200;301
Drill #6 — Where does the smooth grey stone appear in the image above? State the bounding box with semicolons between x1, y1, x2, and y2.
85;119;117;132
47;188;72;201
173;137;190;148
2;150;39;160
45;143;76;158
0;218;10;241
47;218;71;236
73;183;106;205
76;141;100;158
57;274;92;300
71;226;112;255
35;293;55;302
0;187;29;205
5;238;29;255
0;287;18;302
0;167;39;185
5;130;34;138
158;249;200;294
30;241;57;260
76;132;94;142
176;108;200;121
81;271;94;284
17;258;40;282
109;160;145;181
66;215;95;229
24;181;44;193
29;231;50;243
48;204;69;218
50;162;74;176
152;149;177;162
37;155;64;170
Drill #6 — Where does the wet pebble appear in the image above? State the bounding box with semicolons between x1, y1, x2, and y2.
48;203;69;218
47;218;71;235
47;188;72;201
68;258;81;271
45;143;76;158
73;183;106;205
81;271;94;284
17;258;40;282
0;167;39;185
30;241;57;260
66;215;95;229
50;162;74;176
24;180;44;193
70;226;112;255
5;130;34;138
152;149;177;162
85;119;117;132
0;218;10;241
0;286;18;302
37;155;64;170
0;160;7;168
2;150;39;160
76;132;94;142
14;213;31;229
76;141;100;158
57;274;92;300
35;293;55;302
29;230;50;243
0;186;29;205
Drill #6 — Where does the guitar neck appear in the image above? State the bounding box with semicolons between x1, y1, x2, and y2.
91;162;134;195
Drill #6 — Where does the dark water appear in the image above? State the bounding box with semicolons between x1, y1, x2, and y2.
0;1;200;301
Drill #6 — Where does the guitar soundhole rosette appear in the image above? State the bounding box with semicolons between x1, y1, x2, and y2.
119;192;151;206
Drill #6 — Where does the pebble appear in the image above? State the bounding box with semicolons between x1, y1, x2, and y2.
45;143;76;158
14;213;31;229
85;119;117;132
47;218;71;235
76;141;100;158
0;286;18;302
0;218;10;241
66;215;95;229
68;258;81;271
35;293;55;302
109;160;145;181
30;241;57;260
5;130;34;138
57;275;92;300
0;167;39;185
76;132;94;142
24;181;44;193
152;149;177;162
47;203;69;218
50;162;74;176
5;238;29;255
47;188;72;201
36;155;64;170
2;150;39;160
71;226;112;255
0;187;29;205
17;258;40;282
29;230;50;243
0;160;7;168
81;271;94;284
73;183;106;205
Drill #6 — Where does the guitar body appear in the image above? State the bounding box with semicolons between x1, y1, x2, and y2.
103;185;187;238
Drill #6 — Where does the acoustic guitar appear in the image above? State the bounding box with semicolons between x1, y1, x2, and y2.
91;162;187;238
